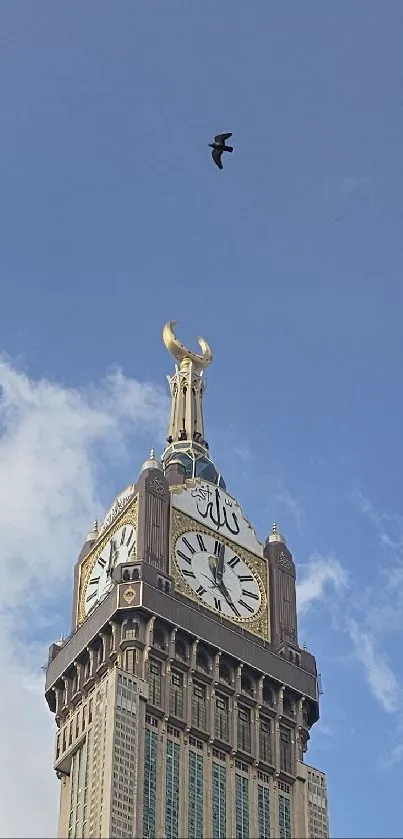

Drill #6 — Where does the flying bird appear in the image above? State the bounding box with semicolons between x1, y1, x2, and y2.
209;132;233;170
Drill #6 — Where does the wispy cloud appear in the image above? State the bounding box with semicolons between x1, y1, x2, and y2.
0;356;168;838
352;489;403;554
347;619;401;714
296;553;348;616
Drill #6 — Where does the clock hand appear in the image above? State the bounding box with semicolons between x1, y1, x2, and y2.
216;577;238;613
106;539;117;576
207;554;218;583
200;572;221;590
216;543;225;585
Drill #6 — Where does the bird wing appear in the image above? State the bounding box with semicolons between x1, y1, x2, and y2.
212;148;223;169
215;132;232;143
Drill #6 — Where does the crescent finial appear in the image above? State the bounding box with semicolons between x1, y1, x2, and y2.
162;320;213;369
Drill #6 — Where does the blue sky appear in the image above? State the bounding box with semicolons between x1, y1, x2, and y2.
1;2;403;836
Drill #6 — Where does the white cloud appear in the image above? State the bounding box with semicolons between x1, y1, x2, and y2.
0;356;168;838
347;619;401;714
296;554;348;616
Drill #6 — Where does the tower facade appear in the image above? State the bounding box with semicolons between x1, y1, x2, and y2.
45;322;329;839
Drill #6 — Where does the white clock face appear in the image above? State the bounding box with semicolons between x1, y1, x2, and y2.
175;530;261;619
84;524;136;615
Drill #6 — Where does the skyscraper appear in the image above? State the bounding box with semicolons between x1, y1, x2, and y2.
45;321;329;838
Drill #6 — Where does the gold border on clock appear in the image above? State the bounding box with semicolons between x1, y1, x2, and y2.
77;498;138;626
170;508;270;641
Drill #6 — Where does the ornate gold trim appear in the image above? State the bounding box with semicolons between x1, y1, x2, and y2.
77;497;138;626
170;509;270;641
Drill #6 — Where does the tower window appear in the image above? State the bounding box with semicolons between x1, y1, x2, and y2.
71;669;79;695
237;706;251;753
122;619;139;640
280;726;292;774
262;679;275;707
175;637;188;661
259;716;272;764
95;639;104;669
149;660;162;706
191;682;206;730
196;648;209;673
153;625;166;650
170;671;184;718
219;661;232;684
283;690;295;717
124;648;137;674
83;658;91;683
241;674;254;695
215;694;229;741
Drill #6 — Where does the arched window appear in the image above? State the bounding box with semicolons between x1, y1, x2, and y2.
283;690;295;717
95;639;104;669
175;637;187;661
83;656;91;682
241;673;254;696
71;668;79;695
219;660;232;684
262;679;275;707
153;625;166;650
196;648;209;673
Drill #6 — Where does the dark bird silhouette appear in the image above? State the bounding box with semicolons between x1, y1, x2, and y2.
209;132;233;170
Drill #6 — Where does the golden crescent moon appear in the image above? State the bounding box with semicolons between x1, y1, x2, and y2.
162;321;213;368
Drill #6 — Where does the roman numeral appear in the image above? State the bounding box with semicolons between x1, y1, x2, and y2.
182;569;196;578
197;534;206;552
239;599;254;614
214;598;222;612
182;536;196;554
89;576;100;585
238;574;253;582
98;556;107;568
241;589;259;600
230;601;241;617
227;555;240;569
86;590;97;603
177;549;192;565
196;585;206;596
120;527;126;546
214;540;221;556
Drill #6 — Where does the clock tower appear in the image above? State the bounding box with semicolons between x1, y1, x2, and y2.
45;322;329;839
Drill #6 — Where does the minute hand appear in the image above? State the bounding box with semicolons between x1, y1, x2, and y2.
216;543;225;585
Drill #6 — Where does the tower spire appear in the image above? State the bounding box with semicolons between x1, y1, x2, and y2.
162;320;212;449
161;321;225;487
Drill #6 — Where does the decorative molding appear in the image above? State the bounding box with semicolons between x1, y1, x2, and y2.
147;475;167;497
98;484;137;535
277;551;293;573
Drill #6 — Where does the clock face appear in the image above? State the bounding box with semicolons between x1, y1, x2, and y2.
84;523;136;616
175;530;262;620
